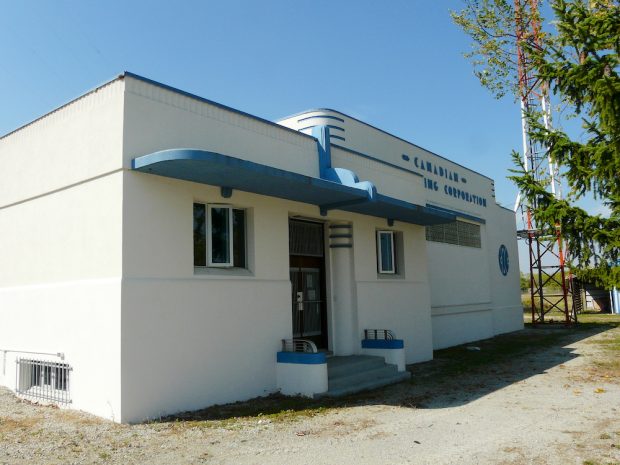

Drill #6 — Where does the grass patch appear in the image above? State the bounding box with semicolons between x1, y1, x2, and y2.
584;320;620;380
157;393;349;429
578;312;620;327
411;328;572;382
0;416;40;433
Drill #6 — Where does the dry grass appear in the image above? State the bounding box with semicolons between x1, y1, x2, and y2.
0;415;40;433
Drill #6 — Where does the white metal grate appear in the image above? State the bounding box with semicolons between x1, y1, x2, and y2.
16;358;72;405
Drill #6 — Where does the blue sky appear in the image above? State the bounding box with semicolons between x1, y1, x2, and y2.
1;0;576;270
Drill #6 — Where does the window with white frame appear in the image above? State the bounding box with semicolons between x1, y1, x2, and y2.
193;203;246;268
376;230;396;274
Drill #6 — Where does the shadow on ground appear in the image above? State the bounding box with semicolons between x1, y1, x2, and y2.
156;319;618;424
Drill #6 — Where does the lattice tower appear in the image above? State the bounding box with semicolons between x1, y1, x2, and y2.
513;0;577;324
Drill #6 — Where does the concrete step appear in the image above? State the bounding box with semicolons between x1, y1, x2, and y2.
320;355;411;398
322;371;411;398
329;365;403;391
327;355;386;379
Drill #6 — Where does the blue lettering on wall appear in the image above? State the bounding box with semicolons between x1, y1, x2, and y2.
403;153;486;207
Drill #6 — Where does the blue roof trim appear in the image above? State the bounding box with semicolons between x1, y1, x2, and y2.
123;72;317;144
132;149;454;226
132;148;367;203
277;351;326;364
341;193;455;225
362;339;404;349
425;204;486;224
279;109;494;182
331;143;423;179
298;114;345;123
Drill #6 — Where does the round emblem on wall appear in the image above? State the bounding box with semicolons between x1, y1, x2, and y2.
498;244;509;276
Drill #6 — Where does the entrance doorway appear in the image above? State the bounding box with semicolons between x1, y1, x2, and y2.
289;219;328;349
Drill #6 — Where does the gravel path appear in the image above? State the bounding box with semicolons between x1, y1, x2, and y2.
1;326;619;465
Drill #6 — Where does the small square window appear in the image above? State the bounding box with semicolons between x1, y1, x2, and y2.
377;230;396;274
193;203;247;268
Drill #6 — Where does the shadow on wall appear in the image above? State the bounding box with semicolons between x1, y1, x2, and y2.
145;321;616;423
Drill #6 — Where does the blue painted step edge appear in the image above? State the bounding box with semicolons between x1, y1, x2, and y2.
277;352;327;364
361;339;404;349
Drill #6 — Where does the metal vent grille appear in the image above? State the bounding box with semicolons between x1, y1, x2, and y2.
457;221;482;248
289;220;324;257
426;220;481;248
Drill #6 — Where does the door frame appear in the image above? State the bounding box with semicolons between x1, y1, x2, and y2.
289;219;329;350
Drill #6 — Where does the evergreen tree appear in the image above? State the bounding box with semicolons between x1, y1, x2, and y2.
453;0;620;288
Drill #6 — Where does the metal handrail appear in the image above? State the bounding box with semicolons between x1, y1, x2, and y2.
364;329;395;340
281;338;318;353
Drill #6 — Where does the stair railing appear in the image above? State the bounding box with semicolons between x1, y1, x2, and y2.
364;329;395;340
281;338;318;353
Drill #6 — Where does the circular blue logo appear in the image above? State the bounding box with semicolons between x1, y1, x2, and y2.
498;244;509;276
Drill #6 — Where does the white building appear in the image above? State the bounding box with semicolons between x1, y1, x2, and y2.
0;73;522;423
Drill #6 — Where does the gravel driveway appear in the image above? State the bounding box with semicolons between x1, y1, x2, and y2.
1;323;619;465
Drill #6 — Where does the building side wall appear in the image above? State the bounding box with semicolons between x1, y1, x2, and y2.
0;80;125;420
0;173;123;420
429;205;522;349
488;207;524;335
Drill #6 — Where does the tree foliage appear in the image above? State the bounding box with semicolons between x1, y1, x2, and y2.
453;0;620;288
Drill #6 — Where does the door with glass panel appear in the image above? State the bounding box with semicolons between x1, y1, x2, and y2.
289;220;327;349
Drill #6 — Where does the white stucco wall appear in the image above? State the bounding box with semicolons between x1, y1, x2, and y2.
352;221;434;363
0;80;125;419
119;173;294;422
488;207;524;335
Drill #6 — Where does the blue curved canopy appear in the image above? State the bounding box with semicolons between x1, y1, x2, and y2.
131;149;455;226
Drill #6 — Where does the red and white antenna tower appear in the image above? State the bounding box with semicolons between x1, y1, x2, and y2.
512;0;578;324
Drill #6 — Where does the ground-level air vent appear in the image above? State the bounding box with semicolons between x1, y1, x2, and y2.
16;358;72;405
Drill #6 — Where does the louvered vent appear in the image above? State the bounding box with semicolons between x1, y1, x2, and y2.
289;220;324;257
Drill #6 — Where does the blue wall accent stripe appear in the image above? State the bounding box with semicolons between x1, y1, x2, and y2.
330;143;423;179
330;135;346;141
277;351;326;364
298;115;345;123
361;339;404;349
